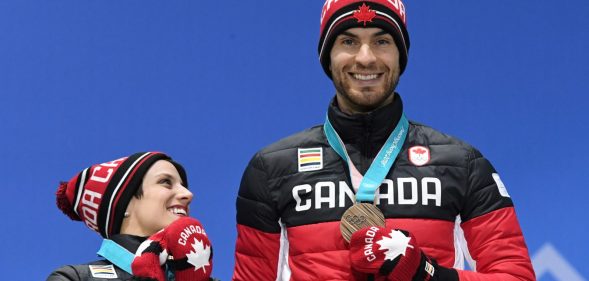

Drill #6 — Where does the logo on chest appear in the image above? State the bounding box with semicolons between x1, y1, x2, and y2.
409;146;430;166
89;264;118;279
298;148;323;172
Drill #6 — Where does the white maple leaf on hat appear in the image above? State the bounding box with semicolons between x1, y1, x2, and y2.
376;229;414;261
186;237;211;272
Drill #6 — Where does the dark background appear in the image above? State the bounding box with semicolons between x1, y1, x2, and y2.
1;1;587;280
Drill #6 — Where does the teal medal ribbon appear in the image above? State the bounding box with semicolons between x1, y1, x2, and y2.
98;239;175;279
97;239;134;274
324;113;409;202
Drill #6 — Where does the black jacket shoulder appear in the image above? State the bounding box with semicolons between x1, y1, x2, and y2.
407;121;479;166
251;125;327;179
260;125;326;155
47;260;133;281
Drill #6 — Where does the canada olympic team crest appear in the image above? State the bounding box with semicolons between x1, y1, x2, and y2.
408;146;430;166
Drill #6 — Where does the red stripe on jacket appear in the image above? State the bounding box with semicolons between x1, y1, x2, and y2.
457;207;535;281
234;208;534;280
234;224;281;281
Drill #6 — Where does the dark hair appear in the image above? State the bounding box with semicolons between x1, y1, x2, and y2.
132;159;188;199
134;184;144;199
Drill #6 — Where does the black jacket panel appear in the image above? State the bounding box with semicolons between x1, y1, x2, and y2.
47;235;143;281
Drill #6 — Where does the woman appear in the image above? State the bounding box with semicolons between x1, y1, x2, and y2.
47;152;214;281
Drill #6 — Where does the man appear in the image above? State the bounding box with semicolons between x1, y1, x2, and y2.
233;0;535;280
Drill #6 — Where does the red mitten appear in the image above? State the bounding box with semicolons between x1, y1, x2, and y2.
132;217;213;281
132;229;168;281
349;226;436;281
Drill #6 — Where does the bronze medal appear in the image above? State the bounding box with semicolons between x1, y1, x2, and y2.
340;203;385;242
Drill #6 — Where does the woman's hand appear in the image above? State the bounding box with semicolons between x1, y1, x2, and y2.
132;217;213;281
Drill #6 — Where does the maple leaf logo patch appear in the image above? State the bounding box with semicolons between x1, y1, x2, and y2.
376;229;414;261
409;146;430;166
186;237;211;273
353;3;376;26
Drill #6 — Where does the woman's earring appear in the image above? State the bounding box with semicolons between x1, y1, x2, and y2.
124;212;130;218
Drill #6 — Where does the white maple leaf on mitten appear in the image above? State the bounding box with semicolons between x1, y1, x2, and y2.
186;237;211;273
376;229;414;261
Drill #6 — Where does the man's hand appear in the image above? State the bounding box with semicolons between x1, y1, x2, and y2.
349;225;438;281
132;217;213;281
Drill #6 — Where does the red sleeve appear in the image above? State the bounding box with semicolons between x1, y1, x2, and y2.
457;207;536;281
233;224;281;280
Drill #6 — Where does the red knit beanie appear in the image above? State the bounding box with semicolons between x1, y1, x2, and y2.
55;152;188;238
318;0;410;78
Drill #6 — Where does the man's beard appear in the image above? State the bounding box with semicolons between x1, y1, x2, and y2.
333;72;399;113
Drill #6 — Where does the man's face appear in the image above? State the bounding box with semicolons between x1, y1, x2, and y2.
330;27;400;114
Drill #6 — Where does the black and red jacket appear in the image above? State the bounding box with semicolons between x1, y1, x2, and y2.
234;94;535;281
47;235;141;281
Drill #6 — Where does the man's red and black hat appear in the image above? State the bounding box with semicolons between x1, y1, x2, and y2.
318;0;410;78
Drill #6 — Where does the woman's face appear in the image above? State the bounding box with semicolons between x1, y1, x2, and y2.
122;160;193;236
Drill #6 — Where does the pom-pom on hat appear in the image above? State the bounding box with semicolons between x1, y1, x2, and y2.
318;0;410;78
56;152;188;238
